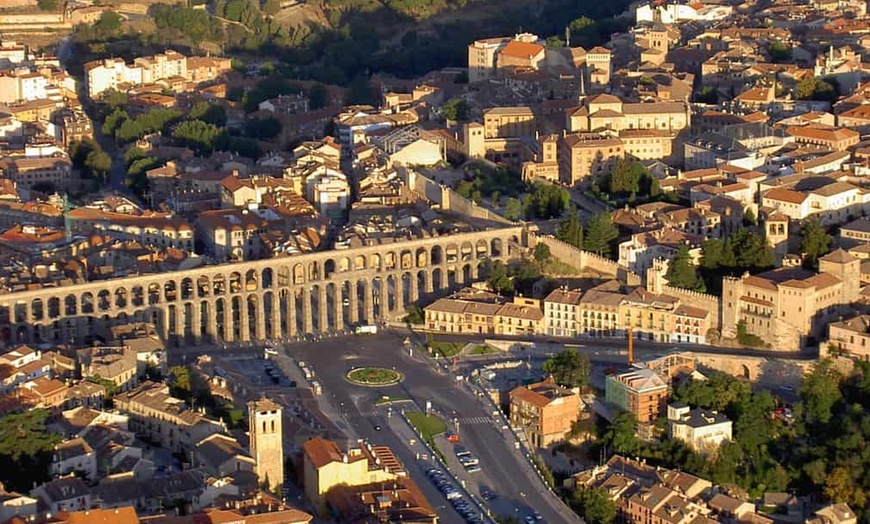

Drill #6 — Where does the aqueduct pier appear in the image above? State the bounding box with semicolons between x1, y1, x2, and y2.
0;226;530;346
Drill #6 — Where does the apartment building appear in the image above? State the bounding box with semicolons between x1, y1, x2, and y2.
467;33;541;83
761;182;870;226
605;368;669;423
785;124;860;151
722;249;862;349
67;208;194;251
509;376;583;447
114;382;225;453
0;156;72;190
543;288;582;337
567;94;690;134
826;314;870;361
302;437;405;515
667;403;732;455
840;217;870;242
84;51;230;98
424;293;544;336
482;106;537;139
618;227;703;274
559;133;625;185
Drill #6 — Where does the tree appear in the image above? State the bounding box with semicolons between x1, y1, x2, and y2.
665;245;705;292
556;208;584;249
244;116;282;139
0;410;61;492
504;197;522;221
604;412;641;456
546;35;565;48
800;359;842;425
85;150;111;180
486;260;513;295
824;467;867;507
800;220;832;270
767;41;791;62
542;348;590;389
534;243;551;263
441;98;470;122
796;76;837;102
102;108;128;137
742;207;756;226
262;0;280;15
347;75;377;106
402;305;424;324
308;83;328;110
571;488;617;524
584;212;618;257
188;102;227;126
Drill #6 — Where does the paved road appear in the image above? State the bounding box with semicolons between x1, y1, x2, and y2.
422;332;818;361
280;331;581;524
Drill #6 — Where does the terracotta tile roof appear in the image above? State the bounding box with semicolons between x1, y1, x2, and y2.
786;124;859;143
743;275;778;291
821;248;858;264
500;40;545;60
303;437;350;469
764;187;807;204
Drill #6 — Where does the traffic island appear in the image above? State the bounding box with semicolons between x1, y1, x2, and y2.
346;367;404;386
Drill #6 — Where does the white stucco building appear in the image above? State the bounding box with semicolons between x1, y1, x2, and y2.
667;403;732;455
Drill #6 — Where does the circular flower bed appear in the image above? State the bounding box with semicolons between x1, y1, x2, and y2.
346;367;403;386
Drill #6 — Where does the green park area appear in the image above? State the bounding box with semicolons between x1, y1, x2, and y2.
406;411;447;440
346;367;403;386
430;341;465;357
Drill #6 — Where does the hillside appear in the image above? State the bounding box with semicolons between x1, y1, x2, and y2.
67;0;633;83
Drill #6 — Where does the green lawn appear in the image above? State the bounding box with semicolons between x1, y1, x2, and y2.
430;341;465;357
406;411;447;439
374;395;408;406
470;344;495;355
347;367;402;385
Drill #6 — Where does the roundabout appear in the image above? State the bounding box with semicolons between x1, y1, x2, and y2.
346;367;404;386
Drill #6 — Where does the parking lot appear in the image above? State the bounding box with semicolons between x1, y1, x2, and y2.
220;353;295;389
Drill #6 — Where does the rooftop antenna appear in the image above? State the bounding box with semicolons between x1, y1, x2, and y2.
565;26;571;48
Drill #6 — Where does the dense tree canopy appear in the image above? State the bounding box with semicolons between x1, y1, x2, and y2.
665;245;705;292
542;348;591;389
583;212;619;258
799;220;833;270
700;228;774;294
0;410;61;492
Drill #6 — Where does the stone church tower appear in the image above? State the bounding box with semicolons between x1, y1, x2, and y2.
248;398;283;492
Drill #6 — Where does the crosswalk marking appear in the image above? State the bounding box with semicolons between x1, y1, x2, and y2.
456;416;491;425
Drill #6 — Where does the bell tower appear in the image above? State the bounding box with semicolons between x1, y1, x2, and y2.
248;398;283;492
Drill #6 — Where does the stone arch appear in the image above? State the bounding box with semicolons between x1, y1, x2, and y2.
148;283;161;305
309;260;321;281
491;238;503;257
445;243;458;263
447;267;457;288
509;235;521;256
415;247;428;268
476;239;488;259
81;292;94;314
164;280;177;302
293;264;305;285
432;267;443;291
246;295;258;340
244;269;258;292
263;291;274;336
181;278;194;300
431;245;443;265
462;263;472;283
32;298;43;321
229;272;242;294
199;300;210;340
132;286;144;307
742;364;751;380
213;274;226;296
386;274;397;313
384;251;397;271
324;259;336;279
231;295;243;340
369;253;382;271
400;249;413;270
417;270;428;297
64;294;77;316
339;257;351;273
115;287;128;308
262;267;274;289
215;298;226;341
460;241;474;261
277;266;291;287
354;255;366;271
197;276;210;298
402;271;412;304
98;290;111;312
